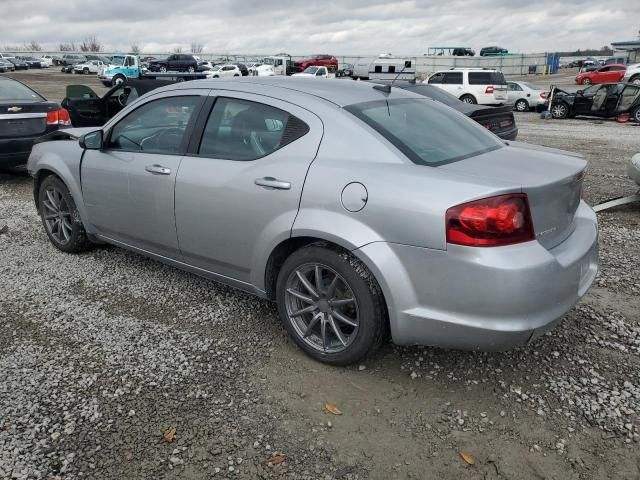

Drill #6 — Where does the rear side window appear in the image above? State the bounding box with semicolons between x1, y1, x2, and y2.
443;72;462;84
346;98;503;166
469;72;506;85
198;97;309;161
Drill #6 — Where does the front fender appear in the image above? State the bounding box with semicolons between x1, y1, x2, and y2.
28;142;94;234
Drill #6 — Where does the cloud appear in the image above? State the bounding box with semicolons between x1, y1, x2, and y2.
1;0;638;55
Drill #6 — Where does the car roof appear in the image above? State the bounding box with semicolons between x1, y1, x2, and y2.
158;77;422;107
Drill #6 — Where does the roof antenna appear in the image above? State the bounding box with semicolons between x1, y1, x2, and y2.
372;59;412;95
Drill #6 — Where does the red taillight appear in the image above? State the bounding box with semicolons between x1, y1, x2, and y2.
485;85;494;94
47;108;71;126
446;194;535;247
540;92;548;99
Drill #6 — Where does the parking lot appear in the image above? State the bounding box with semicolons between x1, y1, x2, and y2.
1;69;639;480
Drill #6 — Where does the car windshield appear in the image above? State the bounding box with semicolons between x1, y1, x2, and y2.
303;66;319;74
345;98;503;166
110;56;126;66
0;79;44;102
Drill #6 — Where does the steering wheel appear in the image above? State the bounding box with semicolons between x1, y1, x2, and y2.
139;127;184;151
117;89;130;107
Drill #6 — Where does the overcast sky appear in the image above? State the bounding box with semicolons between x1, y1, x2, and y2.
2;0;638;55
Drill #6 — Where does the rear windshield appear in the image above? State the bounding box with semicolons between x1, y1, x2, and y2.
0;79;44;102
468;71;506;85
345;98;503;166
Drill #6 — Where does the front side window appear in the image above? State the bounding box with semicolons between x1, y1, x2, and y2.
198;97;309;161
108;96;199;154
428;73;444;84
345;98;504;166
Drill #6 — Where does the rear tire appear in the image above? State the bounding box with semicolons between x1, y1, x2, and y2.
460;94;477;104
187;66;195;73
38;176;91;253
276;244;386;366
515;99;529;112
631;106;640;123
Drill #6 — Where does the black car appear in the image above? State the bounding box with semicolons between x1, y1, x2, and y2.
0;77;70;170
148;54;198;73
370;80;518;140
235;63;249;76
7;58;29;70
453;48;475;56
479;46;508;56
336;64;354;78
21;57;44;69
61;79;174;127
550;83;640;122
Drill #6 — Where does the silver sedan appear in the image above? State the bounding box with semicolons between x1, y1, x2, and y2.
507;81;549;111
27;78;598;365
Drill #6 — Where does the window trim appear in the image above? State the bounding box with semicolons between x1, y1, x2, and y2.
104;94;204;156
187;95;310;162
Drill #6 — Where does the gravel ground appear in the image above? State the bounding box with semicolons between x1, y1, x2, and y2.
1;70;639;479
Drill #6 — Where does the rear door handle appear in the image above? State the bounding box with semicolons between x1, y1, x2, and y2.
254;177;291;190
145;164;171;175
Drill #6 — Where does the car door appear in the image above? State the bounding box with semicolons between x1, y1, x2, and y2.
174;92;323;286
81;90;206;258
507;82;522;104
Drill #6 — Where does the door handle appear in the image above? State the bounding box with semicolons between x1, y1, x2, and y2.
145;164;171;175
254;177;291;190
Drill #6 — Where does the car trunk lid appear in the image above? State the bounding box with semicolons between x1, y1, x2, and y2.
468;104;515;136
0;102;59;138
439;144;586;249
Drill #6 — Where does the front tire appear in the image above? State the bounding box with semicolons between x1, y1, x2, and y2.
83;68;89;74
515;99;529;112
112;74;126;86
38;176;91;253
160;66;167;73
460;94;477;104
581;78;592;85
630;75;640;86
631;106;640;123
187;66;195;73
551;102;569;119
276;244;386;366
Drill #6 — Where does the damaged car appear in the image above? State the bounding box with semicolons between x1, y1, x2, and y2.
550;83;640;122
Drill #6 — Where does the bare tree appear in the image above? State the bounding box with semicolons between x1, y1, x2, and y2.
190;42;204;54
59;42;76;51
131;44;140;54
80;36;102;52
172;46;183;53
24;41;42;51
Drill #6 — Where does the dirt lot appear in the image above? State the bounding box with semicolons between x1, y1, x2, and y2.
1;69;639;480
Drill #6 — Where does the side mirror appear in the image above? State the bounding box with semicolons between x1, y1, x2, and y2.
79;130;103;150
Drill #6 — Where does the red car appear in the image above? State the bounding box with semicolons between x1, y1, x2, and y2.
294;54;338;73
575;64;626;85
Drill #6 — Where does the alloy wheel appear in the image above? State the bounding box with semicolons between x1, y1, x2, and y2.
551;104;567;118
284;263;359;354
515;100;528;111
42;187;73;244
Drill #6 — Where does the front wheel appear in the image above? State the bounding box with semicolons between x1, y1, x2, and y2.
112;75;126;86
187;66;195;73
631;106;640;123
160;66;167;73
515;99;529;112
460;94;477;104
581;78;592;85
83;68;89;74
551;102;569;119
38;175;91;253
630;75;640;86
276;245;386;366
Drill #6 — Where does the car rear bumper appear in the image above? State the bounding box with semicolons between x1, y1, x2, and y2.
356;200;598;351
495;126;518;141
